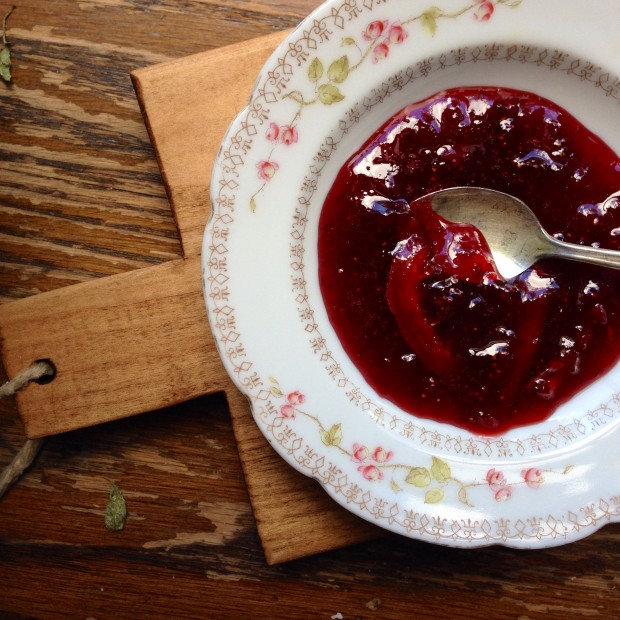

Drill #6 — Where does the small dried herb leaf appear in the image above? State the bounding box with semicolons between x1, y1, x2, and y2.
1;5;15;84
105;482;127;531
0;47;10;82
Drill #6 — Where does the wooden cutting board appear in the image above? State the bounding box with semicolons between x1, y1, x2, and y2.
0;32;382;564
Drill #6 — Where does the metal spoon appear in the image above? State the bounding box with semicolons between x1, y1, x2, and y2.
425;186;620;279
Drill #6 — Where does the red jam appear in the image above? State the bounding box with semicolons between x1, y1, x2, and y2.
318;87;620;434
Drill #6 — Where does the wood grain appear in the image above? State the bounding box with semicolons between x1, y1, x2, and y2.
1;31;293;437
1;1;619;618
131;31;382;564
1;26;382;563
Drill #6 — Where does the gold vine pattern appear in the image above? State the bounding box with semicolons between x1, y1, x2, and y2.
267;378;574;508
249;0;522;211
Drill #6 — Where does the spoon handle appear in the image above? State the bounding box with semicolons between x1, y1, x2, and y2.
546;235;620;271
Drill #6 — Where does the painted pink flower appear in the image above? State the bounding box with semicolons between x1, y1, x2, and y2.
351;443;370;463
372;447;393;463
522;467;544;488
486;468;507;491
494;485;512;501
280;404;295;419
474;1;494;21
358;464;384;481
257;160;279;181
387;23;407;44
372;42;390;63
266;122;280;142
280;125;299;145
362;19;389;41
287;391;305;405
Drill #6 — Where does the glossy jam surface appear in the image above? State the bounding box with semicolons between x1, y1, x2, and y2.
318;87;620;434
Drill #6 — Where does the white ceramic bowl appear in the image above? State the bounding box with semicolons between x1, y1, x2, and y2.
203;0;620;548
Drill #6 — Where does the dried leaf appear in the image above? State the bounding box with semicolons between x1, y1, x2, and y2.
318;83;344;105
365;598;382;611
105;482;127;531
0;48;9;82
1;5;15;84
405;466;431;488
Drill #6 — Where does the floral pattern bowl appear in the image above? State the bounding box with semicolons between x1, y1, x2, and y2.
203;0;620;548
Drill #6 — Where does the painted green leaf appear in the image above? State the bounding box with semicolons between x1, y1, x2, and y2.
424;487;445;504
327;55;350;83
341;36;356;46
285;90;305;105
457;486;473;507
308;57;324;82
105;482;127;531
430;456;451;483
420;8;442;36
320;423;343;447
270;385;283;397
390;479;402;494
318;83;344;105
405;467;431;488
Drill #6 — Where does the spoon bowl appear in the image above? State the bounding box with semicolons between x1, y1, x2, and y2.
424;187;620;279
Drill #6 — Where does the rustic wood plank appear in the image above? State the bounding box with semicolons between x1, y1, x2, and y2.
131;32;382;563
224;387;382;564
131;30;292;258
0;255;228;437
0;32;290;436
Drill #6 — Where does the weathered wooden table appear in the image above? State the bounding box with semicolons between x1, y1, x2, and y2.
1;2;619;618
